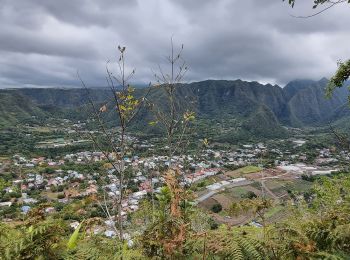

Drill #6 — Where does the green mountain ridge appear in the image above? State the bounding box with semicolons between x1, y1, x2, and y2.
0;78;349;140
0;90;48;128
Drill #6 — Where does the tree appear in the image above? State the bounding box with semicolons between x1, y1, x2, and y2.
0;178;9;191
79;45;148;258
326;60;350;102
211;203;223;213
147;39;196;168
229;198;273;241
242;191;258;199
140;170;195;258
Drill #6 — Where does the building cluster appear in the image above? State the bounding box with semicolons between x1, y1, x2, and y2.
1;138;348;238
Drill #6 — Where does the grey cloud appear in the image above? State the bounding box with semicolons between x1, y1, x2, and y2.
1;0;138;28
0;28;99;58
0;0;349;88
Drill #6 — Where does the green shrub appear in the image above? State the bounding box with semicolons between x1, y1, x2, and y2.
211;203;222;213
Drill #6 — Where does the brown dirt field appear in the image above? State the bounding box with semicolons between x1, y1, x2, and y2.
198;197;217;210
212;193;234;209
264;180;290;197
210;213;252;226
224;170;242;178
264;179;285;189
245;171;271;180
220;185;264;201
216;174;232;181
244;168;296;180
242;185;263;197
210;185;265;208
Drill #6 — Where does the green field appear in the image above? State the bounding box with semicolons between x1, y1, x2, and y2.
239;165;262;174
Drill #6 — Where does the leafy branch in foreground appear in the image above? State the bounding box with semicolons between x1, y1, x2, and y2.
267;176;350;259
139;169;194;258
284;0;349;14
186;226;265;260
326;59;350;103
1;219;65;260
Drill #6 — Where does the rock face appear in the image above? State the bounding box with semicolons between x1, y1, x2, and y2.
1;78;349;138
282;78;349;126
184;78;349;130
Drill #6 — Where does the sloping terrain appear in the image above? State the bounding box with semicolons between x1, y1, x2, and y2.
0;90;47;128
0;78;349;140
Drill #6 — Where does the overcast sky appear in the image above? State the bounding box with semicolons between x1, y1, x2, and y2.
0;0;349;88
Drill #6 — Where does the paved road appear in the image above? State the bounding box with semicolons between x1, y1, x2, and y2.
196;191;217;203
195;180;252;204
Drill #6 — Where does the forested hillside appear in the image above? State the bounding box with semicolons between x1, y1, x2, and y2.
1;78;349;138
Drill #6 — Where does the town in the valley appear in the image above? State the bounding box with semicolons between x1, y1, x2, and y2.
0;119;347;244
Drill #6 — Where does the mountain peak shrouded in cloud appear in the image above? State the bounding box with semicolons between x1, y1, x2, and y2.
0;0;349;88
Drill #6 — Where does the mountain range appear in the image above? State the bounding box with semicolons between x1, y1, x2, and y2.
0;78;349;140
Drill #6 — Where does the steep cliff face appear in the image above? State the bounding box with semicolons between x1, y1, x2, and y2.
283;79;316;102
283;78;349;126
190;80;285;118
186;80;288;138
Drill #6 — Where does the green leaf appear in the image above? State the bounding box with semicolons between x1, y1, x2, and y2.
149;121;158;126
67;222;83;250
28;225;34;234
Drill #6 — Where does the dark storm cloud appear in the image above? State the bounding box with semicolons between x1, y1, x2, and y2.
0;0;349;88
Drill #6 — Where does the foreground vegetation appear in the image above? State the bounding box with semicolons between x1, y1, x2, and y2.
1;174;349;259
